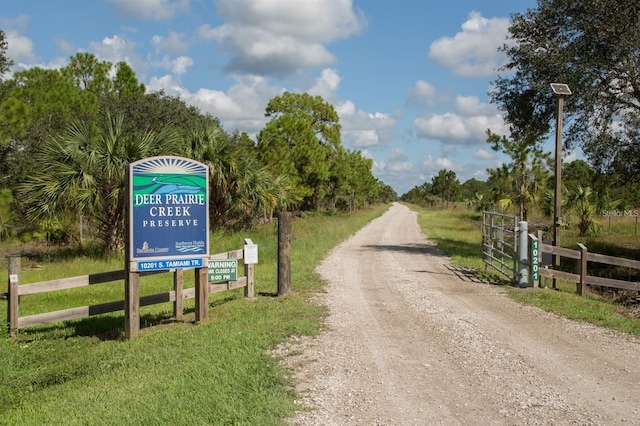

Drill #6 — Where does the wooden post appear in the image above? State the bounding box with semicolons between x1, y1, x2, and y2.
124;165;139;340
577;243;588;296
244;263;255;299
124;269;140;339
195;267;209;322
488;214;494;271
173;269;183;320
7;256;20;337
537;230;546;288
278;212;292;296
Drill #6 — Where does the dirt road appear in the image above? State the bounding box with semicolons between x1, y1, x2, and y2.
283;203;640;425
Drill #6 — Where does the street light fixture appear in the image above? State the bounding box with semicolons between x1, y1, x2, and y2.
550;83;571;289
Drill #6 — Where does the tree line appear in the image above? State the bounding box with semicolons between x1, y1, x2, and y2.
0;37;396;252
404;0;640;238
401;148;639;238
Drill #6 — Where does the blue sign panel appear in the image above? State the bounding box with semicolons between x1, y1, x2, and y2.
137;257;204;272
129;156;209;265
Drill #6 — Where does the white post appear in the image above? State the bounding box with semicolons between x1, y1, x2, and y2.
518;221;529;288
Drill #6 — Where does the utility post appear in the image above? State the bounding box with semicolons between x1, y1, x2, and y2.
550;83;572;289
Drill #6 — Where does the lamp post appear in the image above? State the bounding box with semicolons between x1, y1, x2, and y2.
550;83;571;289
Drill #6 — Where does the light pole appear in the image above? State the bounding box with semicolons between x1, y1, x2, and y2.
550;83;571;289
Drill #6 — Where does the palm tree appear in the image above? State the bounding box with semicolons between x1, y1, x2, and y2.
18;113;182;252
184;125;301;229
566;185;604;237
486;130;551;221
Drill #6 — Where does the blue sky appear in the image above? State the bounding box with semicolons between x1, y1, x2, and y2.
1;0;573;195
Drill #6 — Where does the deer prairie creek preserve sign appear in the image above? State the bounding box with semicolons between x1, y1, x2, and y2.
128;156;209;272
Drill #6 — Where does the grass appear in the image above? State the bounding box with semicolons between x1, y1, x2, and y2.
412;205;494;281
4;201;638;424
410;202;640;336
0;204;389;425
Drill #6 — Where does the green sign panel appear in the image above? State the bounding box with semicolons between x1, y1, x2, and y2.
208;259;238;282
531;239;540;282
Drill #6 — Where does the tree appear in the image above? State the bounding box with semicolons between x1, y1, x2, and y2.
460;178;490;201
431;169;460;208
490;0;640;182
486;165;515;212
0;67;98;188
0;188;15;241
563;159;595;192
566;185;604;237
258;92;342;210
400;182;435;206
17;113;182;252
0;29;12;77
185;125;301;229
486;130;551;221
374;180;397;204
63;52;112;94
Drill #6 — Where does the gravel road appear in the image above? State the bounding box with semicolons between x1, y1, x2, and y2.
279;202;640;425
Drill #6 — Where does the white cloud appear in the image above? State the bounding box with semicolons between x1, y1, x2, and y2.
388;148;408;163
407;80;437;106
415;113;468;141
171;56;193;75
147;74;189;96
214;0;366;42
151;31;190;54
340;108;397;148
424;156;455;171
201;24;335;76
55;38;75;55
199;0;366;77
5;28;37;64
308;68;341;100
108;0;190;20
386;161;415;173
149;73;280;136
428;11;510;77
414;95;508;148
148;54;193;76
335;100;356;116
88;35;146;76
455;95;499;116
345;130;380;148
1;20;70;74
474;149;495;160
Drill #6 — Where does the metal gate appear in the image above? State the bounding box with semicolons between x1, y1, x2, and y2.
482;211;518;282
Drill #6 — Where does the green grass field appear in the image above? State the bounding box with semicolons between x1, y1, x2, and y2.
410;203;640;336
2;202;639;424
0;204;388;425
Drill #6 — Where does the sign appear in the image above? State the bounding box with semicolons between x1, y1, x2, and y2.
137;257;204;272
129;156;209;271
244;244;258;264
208;259;238;282
531;239;540;282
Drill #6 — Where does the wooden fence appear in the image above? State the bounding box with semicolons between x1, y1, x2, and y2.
530;233;640;296
4;240;255;336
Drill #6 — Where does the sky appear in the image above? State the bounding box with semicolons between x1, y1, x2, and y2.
1;0;574;195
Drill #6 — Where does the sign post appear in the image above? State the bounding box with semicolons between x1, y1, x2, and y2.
531;237;540;288
126;156;210;337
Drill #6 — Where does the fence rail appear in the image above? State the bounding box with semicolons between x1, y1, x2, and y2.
4;242;254;334
532;235;640;296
